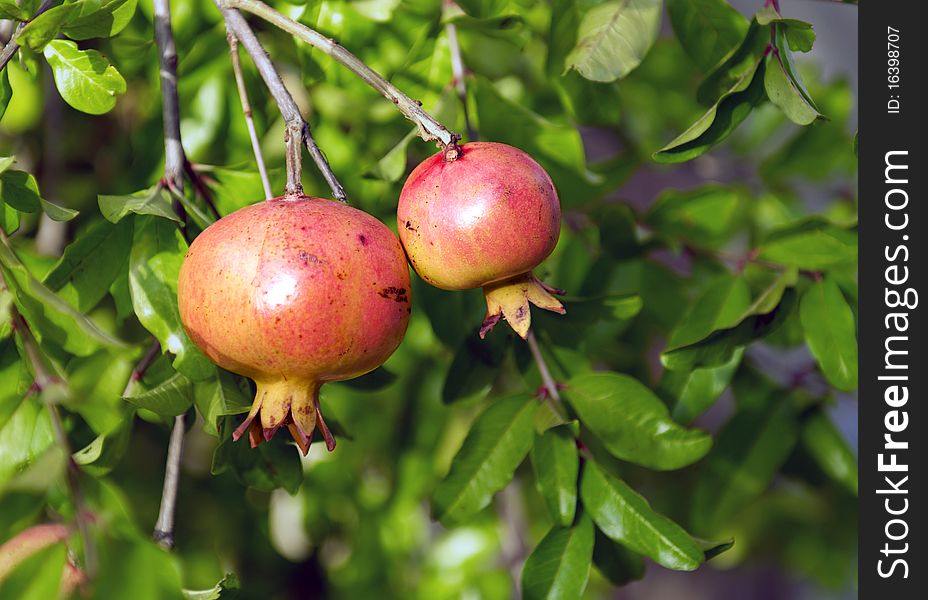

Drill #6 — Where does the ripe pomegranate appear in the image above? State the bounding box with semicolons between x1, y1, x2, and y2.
397;141;564;339
178;197;411;455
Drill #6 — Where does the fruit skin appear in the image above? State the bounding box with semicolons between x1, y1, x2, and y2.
178;196;411;454
397;142;564;338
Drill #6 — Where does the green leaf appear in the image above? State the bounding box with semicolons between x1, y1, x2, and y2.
667;0;749;72
667;274;752;350
764;26;823;125
65;350;133;435
592;528;645;586
432;394;536;525
212;421;303;494
530;425;579;527
194;370;251;437
182;573;241;600
454;0;510;18
565;0;662;82
38;198;78;221
93;537;184;600
0;396;54;488
125;372;194;417
581;461;704;571
0;243;126;356
0;170;40;213
43;218;133;312
99;184;181;224
799;277;858;391
442;332;509;404
43;39;127;115
0;69;12;121
128;217;214;380
758;219;857;271
63;0;138;40
801;410;857;495
691;397;798;534
0;1;27;20
755;7;816;52
661;270;798;371
697;20;769;106
72;419;132;476
662;349;743;425
16;2;82;51
699;537;735;560
364;130;416;182
646;185;747;249
521;513;594;600
472;77;599;197
565;372;712;470
653;58;766;163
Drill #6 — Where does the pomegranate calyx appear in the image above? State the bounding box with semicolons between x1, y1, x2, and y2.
481;272;566;339
232;380;329;456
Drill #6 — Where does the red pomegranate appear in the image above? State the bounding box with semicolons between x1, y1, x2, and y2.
397;141;564;339
178;197;411;455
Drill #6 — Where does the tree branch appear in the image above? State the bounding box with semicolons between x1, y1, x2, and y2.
122;340;162;397
152;414;186;550
152;0;187;551
220;0;459;147
219;7;347;202
0;0;58;73
526;330;569;421
154;0;185;192
226;30;273;199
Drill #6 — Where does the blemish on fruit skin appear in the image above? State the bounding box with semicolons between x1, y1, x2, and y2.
378;287;409;303
358;234;369;246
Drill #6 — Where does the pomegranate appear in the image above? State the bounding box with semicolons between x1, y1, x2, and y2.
397;141;564;339
178;197;411;455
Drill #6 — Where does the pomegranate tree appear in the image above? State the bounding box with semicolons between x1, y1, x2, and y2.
397;141;564;339
178;197;411;455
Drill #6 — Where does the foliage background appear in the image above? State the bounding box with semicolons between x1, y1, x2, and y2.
0;0;858;598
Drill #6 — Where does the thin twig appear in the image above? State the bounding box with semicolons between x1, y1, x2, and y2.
226;29;273;199
122;340;162;397
182;162;221;220
152;0;187;551
152;414;186;550
219;6;347;202
221;0;459;147
525;330;569;422
526;330;561;403
0;0;59;73
444;6;476;142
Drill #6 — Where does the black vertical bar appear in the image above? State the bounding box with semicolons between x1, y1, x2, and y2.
860;1;925;596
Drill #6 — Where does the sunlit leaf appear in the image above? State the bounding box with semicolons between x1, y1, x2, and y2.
433;394;536;525
44;39;127;115
566;372;712;470
581;461;703;571
565;0;662;82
